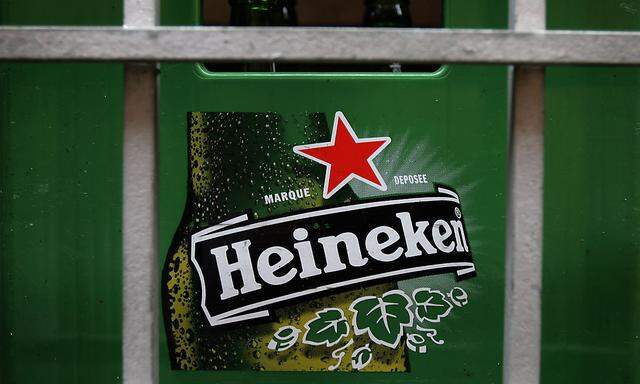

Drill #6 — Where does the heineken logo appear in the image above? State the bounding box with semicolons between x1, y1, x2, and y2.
293;112;391;199
191;186;475;327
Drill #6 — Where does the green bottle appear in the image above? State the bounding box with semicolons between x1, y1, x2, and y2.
208;0;296;72
363;0;412;72
230;0;282;27
232;0;277;72
278;0;297;26
272;0;300;71
162;112;405;371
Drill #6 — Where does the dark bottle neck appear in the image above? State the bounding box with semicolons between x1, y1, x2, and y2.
278;0;297;26
228;0;296;71
364;0;412;28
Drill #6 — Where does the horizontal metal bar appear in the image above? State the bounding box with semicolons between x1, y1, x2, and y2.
2;26;640;64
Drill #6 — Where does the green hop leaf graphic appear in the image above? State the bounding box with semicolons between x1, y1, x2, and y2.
267;326;301;352
413;288;453;323
448;286;469;307
351;343;373;370
406;333;429;354
349;289;413;348
303;308;350;347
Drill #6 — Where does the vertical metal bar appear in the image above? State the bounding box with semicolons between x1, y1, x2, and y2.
123;0;158;383
505;0;545;383
509;0;545;31
124;0;158;27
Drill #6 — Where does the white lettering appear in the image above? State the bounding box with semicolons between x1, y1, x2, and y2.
318;232;368;273
366;225;403;262
293;228;322;279
211;240;262;300
432;219;455;253
450;220;469;252
396;212;438;256
257;246;298;286
263;187;312;205
393;174;430;185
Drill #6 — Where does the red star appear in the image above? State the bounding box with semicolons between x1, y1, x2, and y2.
293;112;391;199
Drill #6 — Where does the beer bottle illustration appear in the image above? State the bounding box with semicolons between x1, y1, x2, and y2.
162;111;405;371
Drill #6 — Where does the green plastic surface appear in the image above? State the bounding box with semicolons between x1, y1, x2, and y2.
542;1;640;383
159;1;508;383
0;2;123;384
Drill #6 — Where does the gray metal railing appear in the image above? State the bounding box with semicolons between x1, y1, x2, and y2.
1;27;640;64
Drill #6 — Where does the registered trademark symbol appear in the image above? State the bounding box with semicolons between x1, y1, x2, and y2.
454;207;462;219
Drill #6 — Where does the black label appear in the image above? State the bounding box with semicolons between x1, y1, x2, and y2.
191;186;475;327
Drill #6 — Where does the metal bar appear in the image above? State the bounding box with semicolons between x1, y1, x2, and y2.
122;0;158;383
504;66;544;384
504;0;545;382
1;27;640;64
510;0;545;31
124;0;158;28
504;2;545;383
123;66;158;383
